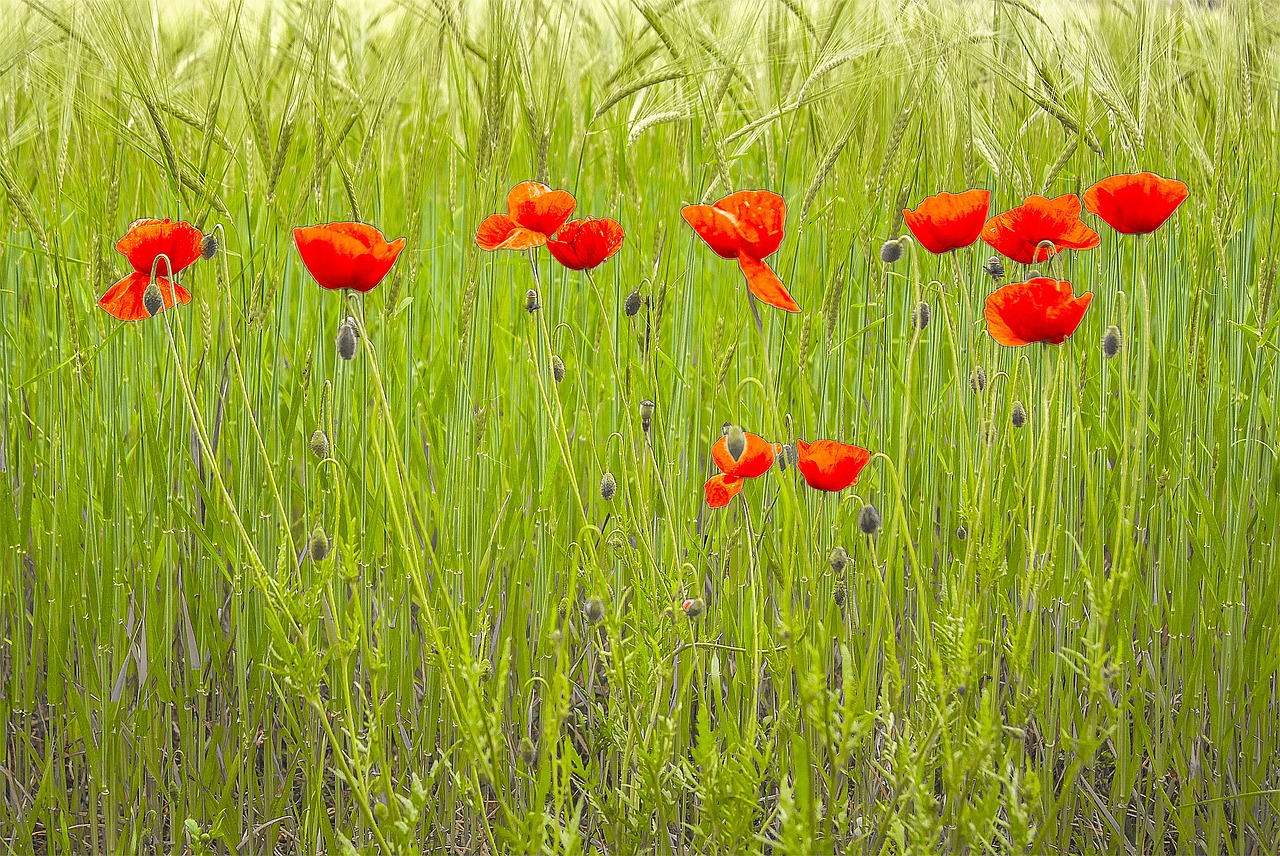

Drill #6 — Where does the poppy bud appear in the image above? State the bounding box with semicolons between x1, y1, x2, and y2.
726;425;747;462
336;319;358;361
143;281;164;317
955;525;969;541
308;526;331;561
681;597;705;619
833;581;847;606
1103;325;1122;359
525;288;541;313
912;301;930;331
879;239;903;264
551;355;566;383
1011;401;1027;429
1026;269;1042;280
721;422;732;437
829;546;849;573
548;629;562;644
639;399;655;433
624;290;642;317
309;429;330;459
969;366;987;394
983;256;1005;280
201;232;219;260
583;597;606;623
857;504;882;536
777;442;795;471
600;472;617;500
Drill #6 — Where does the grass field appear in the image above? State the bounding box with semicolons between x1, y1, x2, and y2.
1;0;1278;852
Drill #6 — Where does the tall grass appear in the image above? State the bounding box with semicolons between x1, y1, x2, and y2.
0;0;1277;852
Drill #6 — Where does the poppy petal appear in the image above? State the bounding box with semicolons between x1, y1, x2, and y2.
116;219;204;276
681;204;742;259
97;272;192;321
547;217;625;271
704;474;744;508
476;214;547;251
984;277;1093;346
1083;172;1188;235
795;439;871;492
711;431;776;478
507;181;576;236
294;223;407;292
715;191;786;259
902;189;990;254
737;252;800;313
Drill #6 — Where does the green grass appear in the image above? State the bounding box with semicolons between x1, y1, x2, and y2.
1;0;1278;852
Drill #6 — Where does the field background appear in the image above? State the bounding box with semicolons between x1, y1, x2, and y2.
1;0;1278;852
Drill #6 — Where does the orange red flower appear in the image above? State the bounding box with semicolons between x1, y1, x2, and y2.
97;218;204;320
293;222;406;293
795;440;870;493
476;181;577;251
902;189;990;254
984;277;1093;346
682;190;799;313
981;194;1100;264
1083;172;1188;235
703;429;777;508
547;217;625;271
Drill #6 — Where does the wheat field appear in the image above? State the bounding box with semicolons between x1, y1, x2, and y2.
0;0;1277;853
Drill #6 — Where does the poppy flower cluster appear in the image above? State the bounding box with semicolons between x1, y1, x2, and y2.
476;181;624;272
902;171;1186;348
704;426;870;508
98;219;212;320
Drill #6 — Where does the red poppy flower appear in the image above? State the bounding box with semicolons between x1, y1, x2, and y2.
703;429;777;508
547;217;625;271
984;277;1093;346
981;194;1101;264
902;189;990;254
293;222;406;293
1083;172;1188;235
476;181;577;251
682;190;799;313
97;218;204;320
795;439;871;492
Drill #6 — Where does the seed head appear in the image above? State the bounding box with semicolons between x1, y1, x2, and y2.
639;399;655;433
142;281;164;317
1103;325;1122;359
681;597;705;619
969;365;987;394
309;429;331;459
725;424;747;462
829;546;849;573
200;232;219;260
983;256;1005;280
525;288;541;313
1011;401;1027;429
912;301;930;331
600;472;617;501
857;504;882;536
583;597;606;623
336;319;358;361
551;355;566;383
624;290;642;317
879;238;903;264
308;526;331;561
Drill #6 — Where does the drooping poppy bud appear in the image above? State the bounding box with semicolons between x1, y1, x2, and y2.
912;302;931;331
639;399;655;433
983;256;1005;280
525;288;541;313
1103;325;1122;359
725;425;747;462
309;526;331;561
681;598;706;619
600;472;617;500
624;290;642;317
857;504;882;536
829;546;849;573
1011;402;1027;429
310;429;331;459
583;597;606;623
969;366;987;394
337;318;358;360
879;239;903;264
143;281;164;317
551;355;566;383
201;232;219;260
